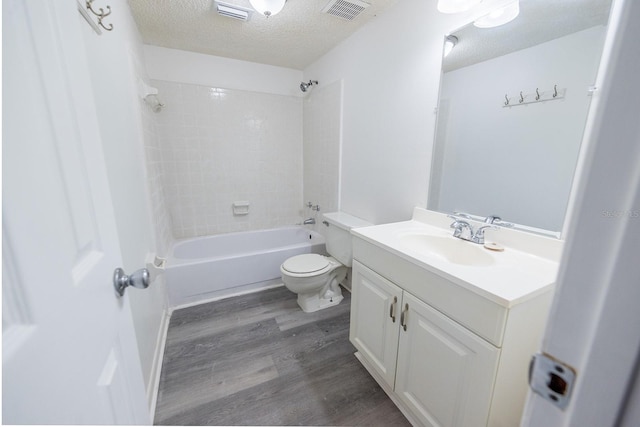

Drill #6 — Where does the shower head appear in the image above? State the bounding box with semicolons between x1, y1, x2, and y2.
300;80;318;92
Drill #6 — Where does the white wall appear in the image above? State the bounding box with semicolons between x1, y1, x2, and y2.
303;0;527;225
80;0;168;410
144;45;302;97
434;26;606;232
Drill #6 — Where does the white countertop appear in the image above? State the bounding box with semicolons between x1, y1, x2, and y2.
351;208;563;307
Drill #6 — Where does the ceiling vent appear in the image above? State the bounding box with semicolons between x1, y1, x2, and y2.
322;0;370;21
215;1;252;21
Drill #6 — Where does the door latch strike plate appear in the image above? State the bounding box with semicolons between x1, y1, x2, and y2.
529;352;576;410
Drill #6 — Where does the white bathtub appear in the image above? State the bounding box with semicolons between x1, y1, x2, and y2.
165;226;326;307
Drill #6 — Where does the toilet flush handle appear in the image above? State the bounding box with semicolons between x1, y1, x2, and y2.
322;220;329;227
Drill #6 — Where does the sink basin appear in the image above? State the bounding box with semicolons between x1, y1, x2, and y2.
399;234;495;266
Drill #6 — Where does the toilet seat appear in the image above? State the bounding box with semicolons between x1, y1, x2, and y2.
281;254;331;277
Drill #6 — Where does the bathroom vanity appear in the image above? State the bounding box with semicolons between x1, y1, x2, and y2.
349;208;562;427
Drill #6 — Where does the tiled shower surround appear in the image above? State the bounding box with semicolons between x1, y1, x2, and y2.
141;95;173;255
303;81;341;228
152;80;303;239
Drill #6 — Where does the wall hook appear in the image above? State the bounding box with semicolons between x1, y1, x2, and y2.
535;88;541;101
86;0;114;31
504;94;510;106
553;84;558;98
519;91;524;103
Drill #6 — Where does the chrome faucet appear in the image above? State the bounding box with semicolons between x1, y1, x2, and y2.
471;225;499;244
449;218;474;241
303;218;316;225
484;215;502;224
484;215;514;228
448;215;498;244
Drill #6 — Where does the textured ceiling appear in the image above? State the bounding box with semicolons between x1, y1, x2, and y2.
443;0;612;72
128;0;399;70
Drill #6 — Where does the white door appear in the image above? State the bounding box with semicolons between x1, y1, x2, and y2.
350;261;404;388
395;292;499;427
522;0;640;425
3;0;150;424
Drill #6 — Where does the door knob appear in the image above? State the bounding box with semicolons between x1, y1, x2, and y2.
113;267;149;296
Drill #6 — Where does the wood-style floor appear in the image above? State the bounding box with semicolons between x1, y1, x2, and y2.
154;285;410;426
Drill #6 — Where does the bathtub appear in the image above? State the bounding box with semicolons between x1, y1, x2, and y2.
165;226;326;307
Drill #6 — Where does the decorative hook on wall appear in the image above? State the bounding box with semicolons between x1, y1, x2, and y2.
86;0;114;32
502;84;566;108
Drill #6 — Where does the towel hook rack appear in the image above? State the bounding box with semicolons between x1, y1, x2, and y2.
86;0;114;31
502;84;565;108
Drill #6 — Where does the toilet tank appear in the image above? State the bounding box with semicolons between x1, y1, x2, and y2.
322;212;372;267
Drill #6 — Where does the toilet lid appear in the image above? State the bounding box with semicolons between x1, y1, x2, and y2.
282;254;330;274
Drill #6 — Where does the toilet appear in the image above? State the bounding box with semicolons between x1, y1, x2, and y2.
280;212;372;313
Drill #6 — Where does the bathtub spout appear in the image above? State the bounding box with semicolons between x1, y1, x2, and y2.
303;218;316;225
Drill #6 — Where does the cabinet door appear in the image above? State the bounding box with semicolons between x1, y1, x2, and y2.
396;292;500;427
350;261;403;388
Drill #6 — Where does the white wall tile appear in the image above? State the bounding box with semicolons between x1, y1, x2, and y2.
303;80;342;232
151;80;303;239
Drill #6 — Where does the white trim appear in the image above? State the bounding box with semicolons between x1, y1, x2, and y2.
147;309;170;421
337;79;345;211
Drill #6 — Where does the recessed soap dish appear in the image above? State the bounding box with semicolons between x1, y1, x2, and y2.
232;201;250;216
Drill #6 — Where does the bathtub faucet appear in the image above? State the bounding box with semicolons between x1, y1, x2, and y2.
303;218;316;225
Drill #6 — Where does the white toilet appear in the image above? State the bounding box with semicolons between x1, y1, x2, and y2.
280;212;372;313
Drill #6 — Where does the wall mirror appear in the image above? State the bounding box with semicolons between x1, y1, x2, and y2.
427;0;613;236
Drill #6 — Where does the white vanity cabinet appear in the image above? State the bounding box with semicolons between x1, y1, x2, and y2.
349;261;403;388
349;229;556;427
395;290;500;427
351;261;499;427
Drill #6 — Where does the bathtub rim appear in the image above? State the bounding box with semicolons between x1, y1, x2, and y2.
168;226;326;265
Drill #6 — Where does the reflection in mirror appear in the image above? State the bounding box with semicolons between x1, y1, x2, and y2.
428;0;612;236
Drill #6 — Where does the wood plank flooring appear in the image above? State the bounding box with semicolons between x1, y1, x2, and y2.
154;286;410;426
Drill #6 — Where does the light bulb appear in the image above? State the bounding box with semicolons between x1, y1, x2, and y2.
249;0;286;17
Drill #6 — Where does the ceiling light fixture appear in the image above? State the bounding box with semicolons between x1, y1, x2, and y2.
437;0;481;14
474;1;520;28
443;35;458;57
249;0;286;17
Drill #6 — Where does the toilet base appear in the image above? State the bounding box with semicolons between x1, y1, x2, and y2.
297;290;344;313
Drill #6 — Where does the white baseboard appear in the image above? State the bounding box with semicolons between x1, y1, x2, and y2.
147;308;171;422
